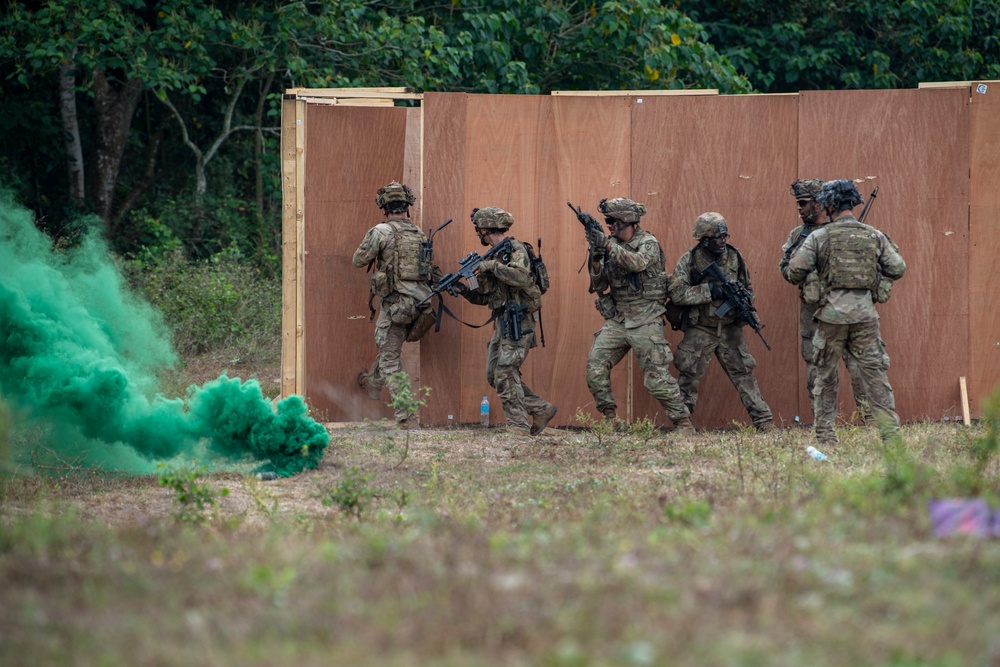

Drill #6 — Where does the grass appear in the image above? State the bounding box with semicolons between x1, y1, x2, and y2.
1;420;999;666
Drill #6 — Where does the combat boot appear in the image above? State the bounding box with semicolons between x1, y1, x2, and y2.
357;371;383;401
756;421;778;433
672;417;696;436
531;404;559;436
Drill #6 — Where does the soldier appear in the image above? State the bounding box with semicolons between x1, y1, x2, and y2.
780;179;872;423
460;206;558;436
352;181;440;429
583;197;693;434
787;179;906;447
669;213;775;431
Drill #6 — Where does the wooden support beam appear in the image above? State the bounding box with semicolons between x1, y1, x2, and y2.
285;88;422;100
551;89;718;96
960;376;971;426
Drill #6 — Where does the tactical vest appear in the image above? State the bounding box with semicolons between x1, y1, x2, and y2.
376;218;431;292
821;221;879;291
607;229;668;306
484;239;542;313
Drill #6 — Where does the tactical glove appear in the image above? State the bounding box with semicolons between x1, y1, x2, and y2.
709;282;726;301
588;225;611;251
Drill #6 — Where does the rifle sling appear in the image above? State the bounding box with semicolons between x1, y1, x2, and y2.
433;293;500;332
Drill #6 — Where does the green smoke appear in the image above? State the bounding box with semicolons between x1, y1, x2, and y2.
0;194;328;476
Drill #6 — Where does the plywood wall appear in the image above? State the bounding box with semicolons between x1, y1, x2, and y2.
285;85;997;427
300;105;413;422
631;93;800;426
420;93;635;426
969;82;1000;414
798;88;970;422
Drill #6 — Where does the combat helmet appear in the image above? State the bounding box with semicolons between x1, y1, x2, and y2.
789;179;824;201
692;212;729;239
376;181;416;209
470;206;514;230
816;179;863;211
598;197;646;224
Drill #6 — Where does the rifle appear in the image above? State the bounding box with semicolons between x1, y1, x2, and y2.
858;185;878;224
567;201;605;275
703;262;772;351
417;236;514;308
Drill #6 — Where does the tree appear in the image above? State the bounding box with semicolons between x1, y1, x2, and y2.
683;0;1000;92
0;0;750;259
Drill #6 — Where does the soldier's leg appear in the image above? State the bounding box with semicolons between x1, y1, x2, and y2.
628;322;690;424
716;326;773;427
494;334;532;431
519;332;554;423
844;352;873;424
800;304;819;409
672;326;716;415
373;320;411;422
846;320;900;443
586;321;629;416
485;327;500;389
811;321;848;445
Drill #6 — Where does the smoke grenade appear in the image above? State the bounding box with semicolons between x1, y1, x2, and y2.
0;193;328;476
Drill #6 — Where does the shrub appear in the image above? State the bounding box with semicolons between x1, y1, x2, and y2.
124;247;280;357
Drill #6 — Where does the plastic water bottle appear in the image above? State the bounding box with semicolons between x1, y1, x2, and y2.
480;396;490;427
806;446;828;461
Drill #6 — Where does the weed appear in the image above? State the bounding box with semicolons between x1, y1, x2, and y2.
575;407;621;450
387;370;430;468
244;474;280;518
319;466;375;521
662;496;712;528
157;463;229;525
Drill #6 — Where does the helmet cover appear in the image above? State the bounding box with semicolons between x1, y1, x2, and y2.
692;212;729;239
598;197;646;223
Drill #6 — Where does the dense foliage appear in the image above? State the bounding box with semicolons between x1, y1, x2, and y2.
0;0;748;267
686;0;1000;92
1;0;996;275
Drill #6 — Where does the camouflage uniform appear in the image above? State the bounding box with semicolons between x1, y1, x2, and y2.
462;207;556;434
584;198;690;428
670;213;773;428
780;179;872;422
352;182;438;424
787;180;906;446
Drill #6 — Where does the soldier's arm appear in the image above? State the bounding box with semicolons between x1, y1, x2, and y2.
606;237;656;273
786;233;818;285
668;253;712;306
737;251;756;303
352;225;388;268
878;233;906;280
778;227;800;282
588;256;609;292
484;243;534;289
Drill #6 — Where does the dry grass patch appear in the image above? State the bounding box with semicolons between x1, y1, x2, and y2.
1;420;999;667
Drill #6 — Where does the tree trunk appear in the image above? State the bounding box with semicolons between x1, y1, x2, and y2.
88;68;144;221
59;49;85;203
254;71;275;225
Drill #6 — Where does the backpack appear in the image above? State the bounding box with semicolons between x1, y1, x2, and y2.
524;238;549;346
524;239;549;294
